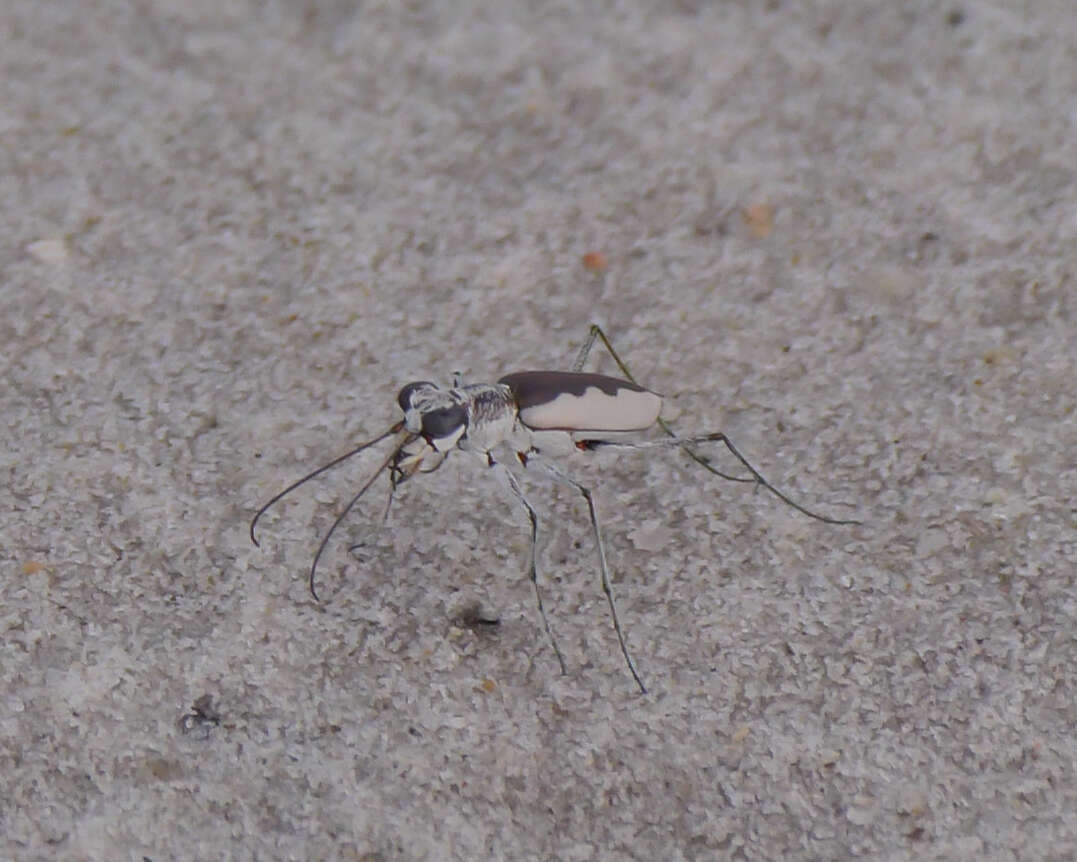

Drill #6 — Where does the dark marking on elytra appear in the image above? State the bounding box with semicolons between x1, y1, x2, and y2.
499;371;650;411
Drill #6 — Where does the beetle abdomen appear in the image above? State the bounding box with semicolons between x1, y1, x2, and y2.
499;371;661;432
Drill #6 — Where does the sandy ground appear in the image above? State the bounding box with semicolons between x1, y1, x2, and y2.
4;1;1076;859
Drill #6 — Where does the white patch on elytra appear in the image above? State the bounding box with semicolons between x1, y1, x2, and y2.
518;386;661;431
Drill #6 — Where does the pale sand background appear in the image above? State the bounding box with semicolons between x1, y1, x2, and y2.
4;1;1076;859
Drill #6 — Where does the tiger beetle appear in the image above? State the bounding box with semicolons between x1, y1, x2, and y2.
250;325;859;693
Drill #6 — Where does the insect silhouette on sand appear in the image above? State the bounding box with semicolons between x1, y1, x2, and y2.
250;325;859;693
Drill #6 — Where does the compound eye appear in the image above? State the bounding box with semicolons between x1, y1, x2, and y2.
421;404;467;440
397;381;437;412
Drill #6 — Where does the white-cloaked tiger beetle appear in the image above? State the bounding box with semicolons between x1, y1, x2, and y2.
251;325;859;693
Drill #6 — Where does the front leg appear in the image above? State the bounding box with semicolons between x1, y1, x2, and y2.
485;452;568;677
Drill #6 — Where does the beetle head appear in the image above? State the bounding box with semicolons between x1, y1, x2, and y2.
393;381;469;480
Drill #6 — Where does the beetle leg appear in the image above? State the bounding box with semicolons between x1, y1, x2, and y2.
574;324;749;483
529;454;647;694
580;433;861;526
571;323;602;372
346;470;399;558
487;456;568;677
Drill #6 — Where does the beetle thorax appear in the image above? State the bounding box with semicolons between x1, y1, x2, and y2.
457;383;518;453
